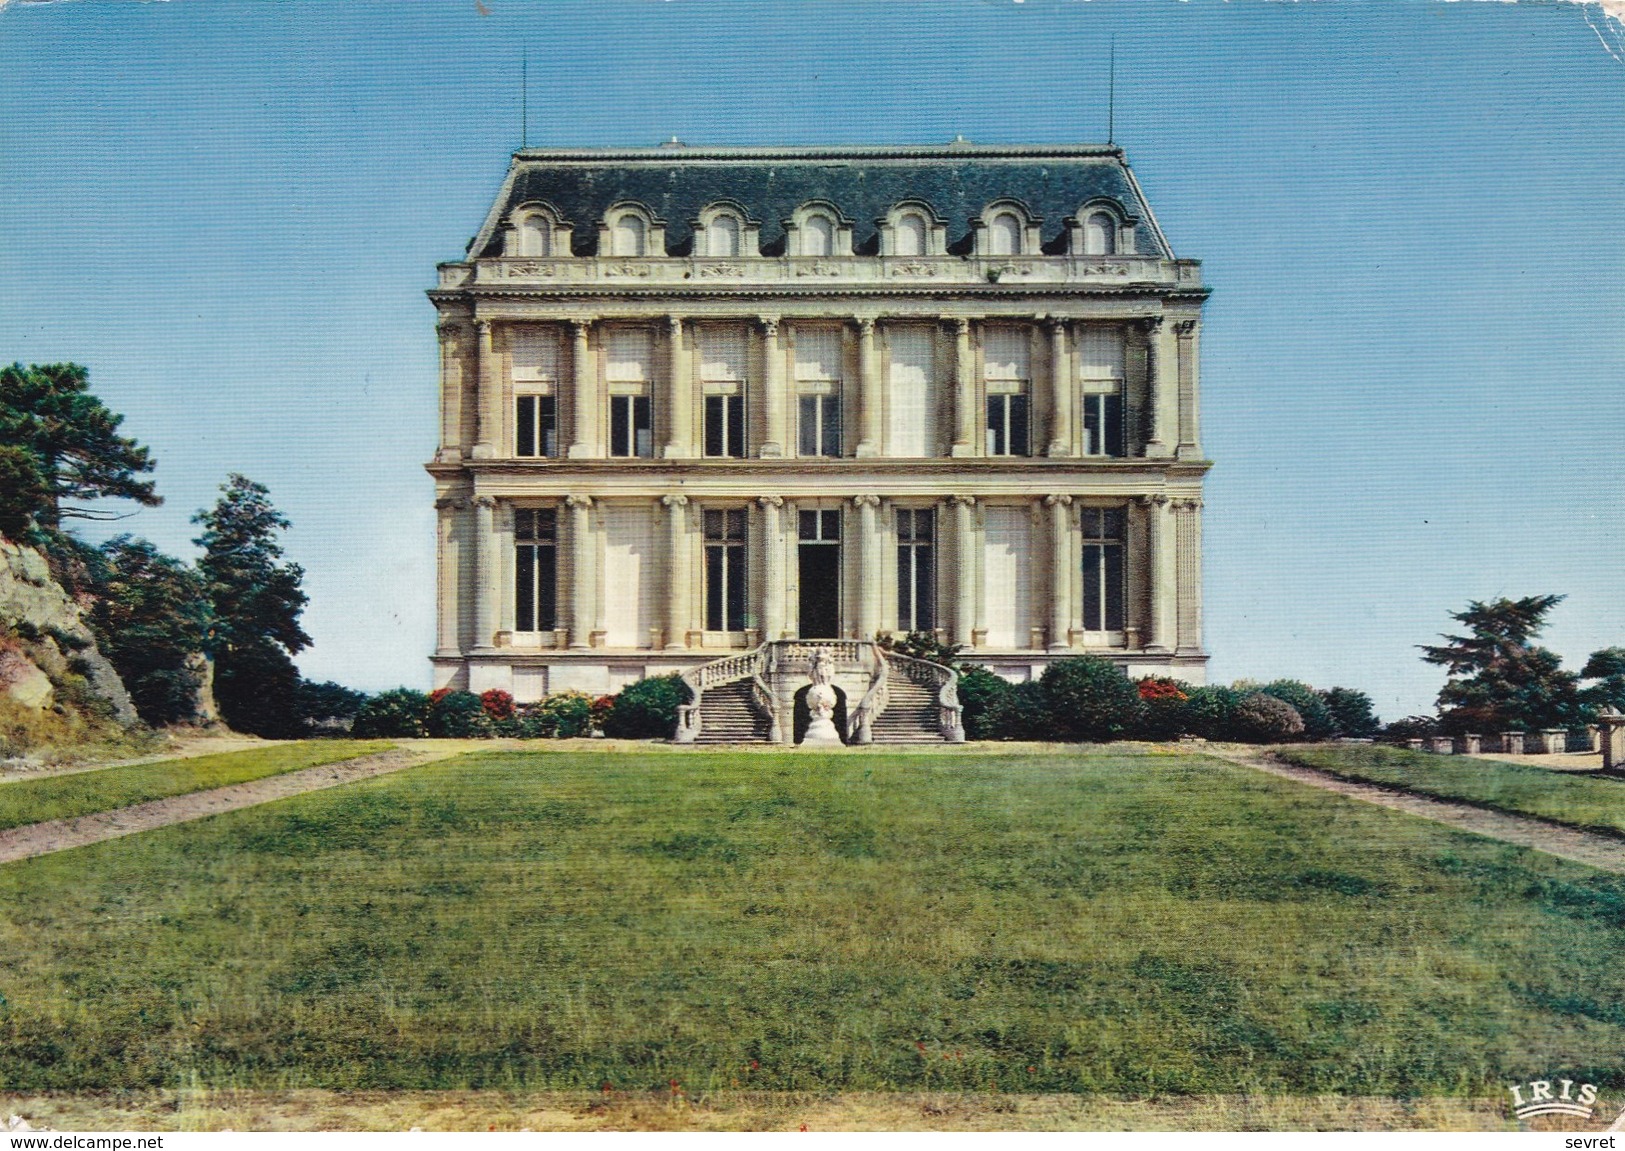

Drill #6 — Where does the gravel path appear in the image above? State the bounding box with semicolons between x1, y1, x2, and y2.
1207;746;1625;874
0;745;468;866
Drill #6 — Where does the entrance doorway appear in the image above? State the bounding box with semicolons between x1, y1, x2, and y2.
797;508;841;638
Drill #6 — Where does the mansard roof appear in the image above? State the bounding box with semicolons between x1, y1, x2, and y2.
466;143;1174;260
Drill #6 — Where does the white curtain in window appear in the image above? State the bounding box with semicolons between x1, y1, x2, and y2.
982;507;1031;648
698;325;748;382
982;326;1030;382
887;327;935;457
990;212;1021;256
895;214;926;256
708;216;740;258
605;328;652;383
510;328;561;383
794;328;842;382
1077;327;1125;381
602;505;656;647
803;215;833;257
518;216;550;257
1085;213;1116;256
612;215;646;257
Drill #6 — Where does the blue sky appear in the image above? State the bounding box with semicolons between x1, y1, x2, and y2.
2;0;1621;720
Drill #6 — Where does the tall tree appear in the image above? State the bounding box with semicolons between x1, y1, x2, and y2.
1582;648;1625;714
193;475;310;737
1419;595;1584;735
88;536;212;726
0;362;160;534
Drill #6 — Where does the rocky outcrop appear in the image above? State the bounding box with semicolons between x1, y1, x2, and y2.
0;537;138;726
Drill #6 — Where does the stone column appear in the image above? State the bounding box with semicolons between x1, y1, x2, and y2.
472;494;498;651
1174;497;1204;656
853;494;881;638
434;496;465;655
951;317;976;457
1143;316;1168;458
662;494;689;649
949;495;977;648
1044;494;1072;650
758;495;785;640
1145;494;1174;653
436;322;466;460
1598;707;1625;772
759;316;784;458
567;319;595;458
855;318;879;458
566;494;594;648
1175;319;1202;460
472;320;498;459
1047;318;1072;458
664;316;691;458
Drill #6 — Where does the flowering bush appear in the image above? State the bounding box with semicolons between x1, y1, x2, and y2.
589;694;616;733
426;689;491;738
480;688;516;722
601;674;688;739
1138;677;1188;701
535;690;594;738
351;688;430;738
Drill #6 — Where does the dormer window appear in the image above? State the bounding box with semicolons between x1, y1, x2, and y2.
517;214;550;257
787;202;850;258
879;201;946;258
503;202;570;259
975;200;1039;258
695;202;758;258
1069;201;1135;257
989;211;1022;256
804;214;834;256
1084;211;1117;256
600;203;663;258
708;215;740;257
895;213;927;256
612;214;646;257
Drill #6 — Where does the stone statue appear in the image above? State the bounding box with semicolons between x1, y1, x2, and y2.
800;649;843;747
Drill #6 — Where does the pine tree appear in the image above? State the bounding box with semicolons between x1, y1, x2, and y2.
1419;595;1584;736
88;536;212;726
193;475;310;737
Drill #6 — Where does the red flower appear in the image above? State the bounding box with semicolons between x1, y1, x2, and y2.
480;688;516;720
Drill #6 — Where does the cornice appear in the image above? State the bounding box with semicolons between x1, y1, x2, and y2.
509;143;1126;165
424;457;1213;480
426;285;1212;305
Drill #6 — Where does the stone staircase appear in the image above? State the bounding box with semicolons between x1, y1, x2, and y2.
675;640;963;746
691;678;773;744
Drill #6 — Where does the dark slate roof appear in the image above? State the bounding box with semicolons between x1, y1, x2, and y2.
468;143;1172;260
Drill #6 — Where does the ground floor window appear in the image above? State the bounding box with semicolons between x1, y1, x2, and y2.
1080;506;1125;631
895;507;935;633
704;508;748;632
514;507;557;632
515;394;558;457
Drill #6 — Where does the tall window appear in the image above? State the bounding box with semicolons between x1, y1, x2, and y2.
895;213;927;256
989;211;1022;256
516;213;550;257
700;326;748;458
802;214;834;257
983;325;1030;457
1084;212;1117;256
514;508;558;633
611;213;647;257
895;508;935;633
606;328;654;458
704;509;748;632
512;327;561;458
1078;327;1126;457
887;326;937;457
794;327;842;457
1080;507;1125;633
707;215;741;258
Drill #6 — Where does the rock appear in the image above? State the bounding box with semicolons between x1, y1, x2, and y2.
0;648;53;709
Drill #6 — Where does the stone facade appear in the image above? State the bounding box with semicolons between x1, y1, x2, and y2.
426;143;1211;700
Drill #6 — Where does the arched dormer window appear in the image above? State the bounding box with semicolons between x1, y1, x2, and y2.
600;203;664;258
786;202;851;258
694;202;758;259
1084;212;1116;256
503;202;571;259
879;201;947;258
974;200;1040;258
1068;200;1136;258
895;213;927;256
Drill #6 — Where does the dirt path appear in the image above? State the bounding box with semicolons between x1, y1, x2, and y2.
0;735;287;785
0;745;477;866
1207;746;1625;874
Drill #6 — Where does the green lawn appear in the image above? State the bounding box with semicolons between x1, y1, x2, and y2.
0;741;393;831
1;746;1622;1097
1275;744;1625;838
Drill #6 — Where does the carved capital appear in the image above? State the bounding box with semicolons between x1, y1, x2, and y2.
947;494;978;509
1048;316;1069;336
1043;494;1074;508
564;494;594;510
758;315;780;338
434;495;468;512
661;493;689;509
666;315;684;339
1147;493;1170;508
474;319;494;336
568;317;592;338
1142;315;1164;335
1174;320;1198;336
756;494;784;509
953;317;972;338
1172;497;1205;511
857;316;877;338
472;494;498;511
851;494;881;510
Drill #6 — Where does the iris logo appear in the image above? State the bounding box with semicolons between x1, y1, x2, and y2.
1508;1078;1599;1121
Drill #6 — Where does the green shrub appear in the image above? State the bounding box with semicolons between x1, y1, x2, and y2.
986;679;1056;741
1382;714;1442;745
426;690;491;738
956;666;1010;741
1182;685;1243;741
351;688;430;738
602;673;688;739
1260;680;1338;740
1321;687;1380;739
1233;692;1305;744
1038;656;1144;742
535;690;594;738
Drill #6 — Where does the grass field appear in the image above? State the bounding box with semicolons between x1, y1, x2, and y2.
1276;744;1625;838
0;741;393;831
1;745;1622;1104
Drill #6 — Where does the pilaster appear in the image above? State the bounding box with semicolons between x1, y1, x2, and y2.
1047;319;1072;458
663;316;692;458
853;494;881;639
1175;319;1202;460
1175;497;1204;656
472;494;498;651
855;317;879;458
436;322;467;462
566;494;594;648
1045;494;1073;651
566;319;596;459
1144;494;1175;653
948;494;977;648
662;494;689;649
434;495;465;656
471;320;497;460
1143;316;1171;458
951;317;977;457
758;495;785;640
759;316;785;458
